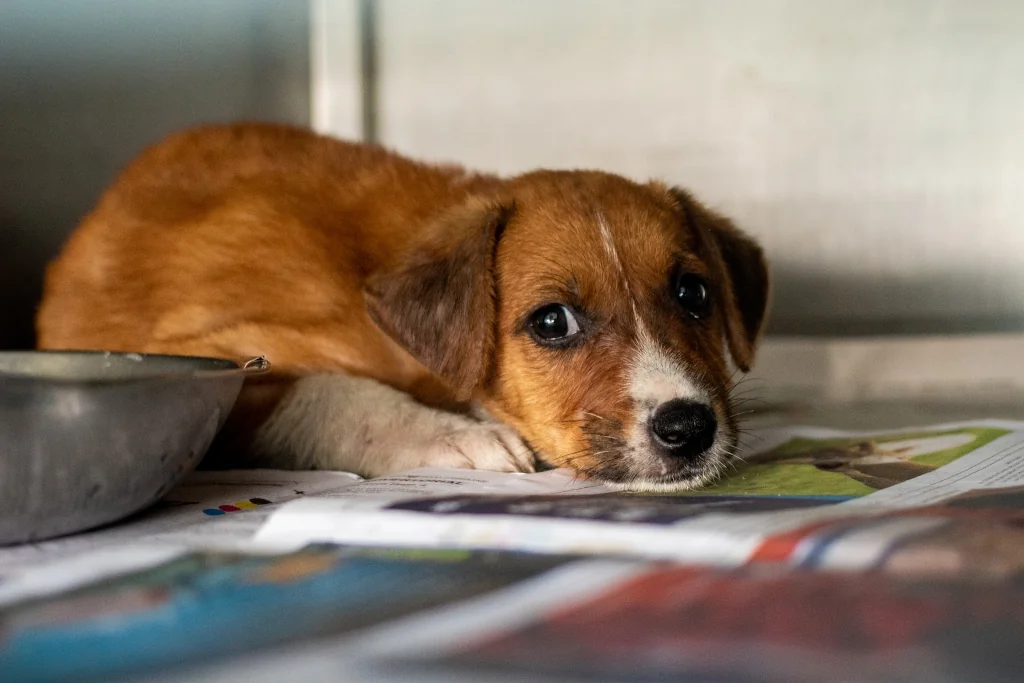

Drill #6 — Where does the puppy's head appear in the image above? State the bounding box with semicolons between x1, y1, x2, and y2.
366;171;769;491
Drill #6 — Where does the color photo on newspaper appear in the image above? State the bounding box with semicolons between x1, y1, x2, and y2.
706;424;1011;497
0;546;573;683
386;562;1024;683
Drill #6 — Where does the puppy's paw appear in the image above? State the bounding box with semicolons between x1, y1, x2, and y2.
384;418;536;476
444;420;536;473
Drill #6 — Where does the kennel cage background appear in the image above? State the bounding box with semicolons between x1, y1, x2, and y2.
4;0;1024;397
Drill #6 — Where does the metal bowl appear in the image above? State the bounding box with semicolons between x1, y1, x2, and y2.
0;351;267;545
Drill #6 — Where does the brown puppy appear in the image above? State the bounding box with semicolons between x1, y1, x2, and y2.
37;123;769;491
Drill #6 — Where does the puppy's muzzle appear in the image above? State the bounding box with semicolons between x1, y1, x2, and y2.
649;398;718;461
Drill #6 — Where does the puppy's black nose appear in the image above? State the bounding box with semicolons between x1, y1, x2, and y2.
650;399;717;459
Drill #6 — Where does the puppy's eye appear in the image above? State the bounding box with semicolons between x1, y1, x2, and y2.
674;272;711;319
528;304;581;344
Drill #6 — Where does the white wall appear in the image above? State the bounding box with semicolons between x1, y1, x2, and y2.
317;0;1024;336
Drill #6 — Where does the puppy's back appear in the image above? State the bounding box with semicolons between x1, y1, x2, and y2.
36;123;471;363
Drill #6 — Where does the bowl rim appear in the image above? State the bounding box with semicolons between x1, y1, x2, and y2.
0;350;270;385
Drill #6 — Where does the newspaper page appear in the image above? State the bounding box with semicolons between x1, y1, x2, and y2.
132;554;1024;683
6;535;1024;683
349;558;1024;683
6;421;1024;683
6;419;1024;606
254;419;1024;568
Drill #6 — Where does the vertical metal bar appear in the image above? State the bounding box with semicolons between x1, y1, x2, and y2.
358;0;379;144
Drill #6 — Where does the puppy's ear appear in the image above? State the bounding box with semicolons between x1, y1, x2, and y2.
364;198;513;401
672;188;770;372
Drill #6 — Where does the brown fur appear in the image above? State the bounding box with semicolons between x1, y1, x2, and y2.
37;122;769;482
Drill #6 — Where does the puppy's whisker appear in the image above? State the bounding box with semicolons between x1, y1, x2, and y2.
586;433;625;442
556;449;595;466
729;376;765;387
733;429;767;443
727;390;768;401
728;399;771;410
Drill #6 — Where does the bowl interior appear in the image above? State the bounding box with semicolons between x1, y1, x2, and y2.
0;351;239;382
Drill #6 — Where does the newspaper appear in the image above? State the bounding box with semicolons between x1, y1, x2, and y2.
5;419;1024;594
7;551;1016;683
5;419;1024;683
330;556;1024;683
252;419;1024;568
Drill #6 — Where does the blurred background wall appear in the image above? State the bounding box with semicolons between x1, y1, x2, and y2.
3;0;1023;350
316;0;1024;338
0;0;310;350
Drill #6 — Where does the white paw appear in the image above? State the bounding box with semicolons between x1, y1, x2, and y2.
444;420;536;472
379;417;536;476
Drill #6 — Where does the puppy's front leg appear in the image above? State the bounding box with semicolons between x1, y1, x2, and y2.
251;374;535;477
